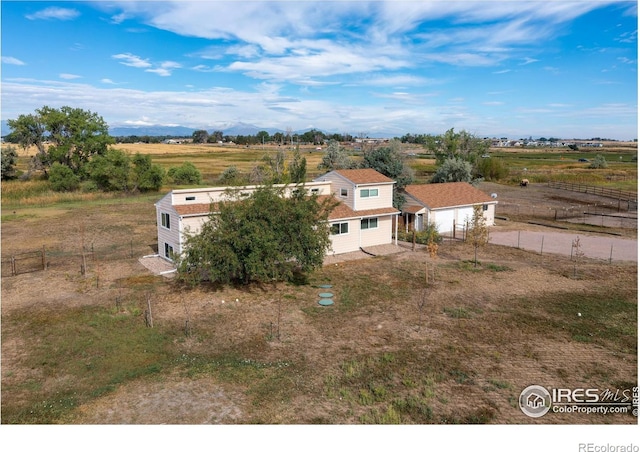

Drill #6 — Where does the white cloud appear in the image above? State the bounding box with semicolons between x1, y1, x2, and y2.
25;7;80;21
145;68;172;77
112;53;152;68
60;73;82;80
2;56;26;66
101;78;117;85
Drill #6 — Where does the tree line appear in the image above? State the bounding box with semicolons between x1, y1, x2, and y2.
1;106;207;190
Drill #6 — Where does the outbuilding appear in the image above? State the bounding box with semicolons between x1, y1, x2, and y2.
400;182;497;234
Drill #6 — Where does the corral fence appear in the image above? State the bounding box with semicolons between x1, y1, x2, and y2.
2;240;157;278
547;181;637;211
496;202;637;229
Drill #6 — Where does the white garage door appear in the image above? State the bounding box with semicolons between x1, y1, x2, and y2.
433;209;455;233
457;207;474;227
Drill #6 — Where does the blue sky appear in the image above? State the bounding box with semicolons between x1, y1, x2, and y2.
1;1;637;139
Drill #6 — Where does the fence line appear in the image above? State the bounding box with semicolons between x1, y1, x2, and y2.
1;240;155;278
488;230;637;263
547;181;637;203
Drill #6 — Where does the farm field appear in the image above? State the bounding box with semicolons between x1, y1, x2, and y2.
1;140;637;427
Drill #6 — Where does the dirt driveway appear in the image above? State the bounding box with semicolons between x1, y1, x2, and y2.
489;224;637;262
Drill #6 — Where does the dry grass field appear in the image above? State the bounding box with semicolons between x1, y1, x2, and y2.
1;176;637;425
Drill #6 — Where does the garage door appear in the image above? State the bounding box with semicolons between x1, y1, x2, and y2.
433;209;455;233
457;207;474;227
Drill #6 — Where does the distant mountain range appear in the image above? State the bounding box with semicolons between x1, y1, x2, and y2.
1;119;390;139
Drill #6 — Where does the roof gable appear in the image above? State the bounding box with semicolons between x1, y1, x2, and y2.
404;183;495;209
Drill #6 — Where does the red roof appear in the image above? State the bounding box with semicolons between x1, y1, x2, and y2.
404;183;495;209
333;169;394;184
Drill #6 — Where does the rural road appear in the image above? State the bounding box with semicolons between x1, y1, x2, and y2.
489;229;637;262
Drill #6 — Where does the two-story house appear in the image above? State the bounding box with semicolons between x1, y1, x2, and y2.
154;168;400;261
313;169;400;255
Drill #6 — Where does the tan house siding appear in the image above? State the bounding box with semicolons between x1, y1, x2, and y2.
354;184;394;211
360;215;393;248
156;171;399;261
328;218;360;254
318;174;355;207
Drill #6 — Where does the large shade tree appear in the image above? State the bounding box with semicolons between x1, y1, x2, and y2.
176;186;338;285
7;106;114;176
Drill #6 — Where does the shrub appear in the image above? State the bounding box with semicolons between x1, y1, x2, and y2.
132;153;165;192
476;157;509;181
87;148;131;191
589;154;608;169
431;157;473;183
49;163;80;192
1;145;19;180
168;161;202;185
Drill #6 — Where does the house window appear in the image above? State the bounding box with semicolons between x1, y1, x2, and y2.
185;196;196;201
161;212;171;229
330;222;349;235
310;188;319;194
164;243;174;259
360;188;379;198
360;218;378;230
340;188;348;197
482;204;489;211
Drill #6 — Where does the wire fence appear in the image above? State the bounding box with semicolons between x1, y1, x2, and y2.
488;230;637;263
1;240;156;278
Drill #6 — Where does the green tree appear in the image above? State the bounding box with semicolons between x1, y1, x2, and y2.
48;162;80;192
317;140;354;171
131;153;165;192
87;148;131;191
177;186;338;285
192;129;209;144
168;161;202;185
1;145;19;180
431;157;473;183
288;148;307;183
426;128;489;165
361;140;414;188
360;139;414;208
7;106;113;176
256;130;270;145
466;205;489;267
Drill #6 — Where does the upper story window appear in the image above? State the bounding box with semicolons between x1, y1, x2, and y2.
161;212;171;229
185;196;196;201
340;188;348;197
482;204;489;211
360;188;379;198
